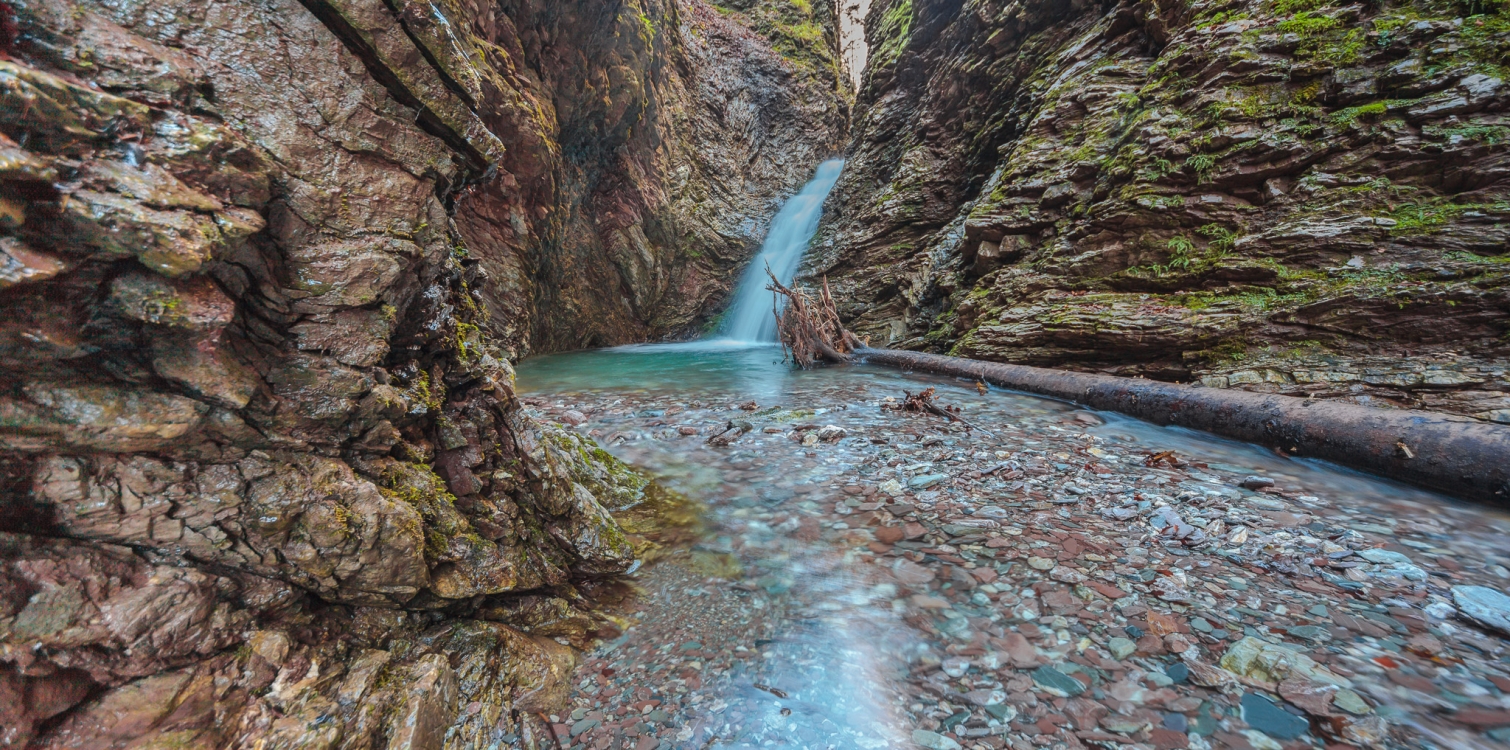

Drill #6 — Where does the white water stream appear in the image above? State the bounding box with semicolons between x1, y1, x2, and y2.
720;159;846;343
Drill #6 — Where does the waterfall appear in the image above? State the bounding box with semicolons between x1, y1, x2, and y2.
721;159;845;342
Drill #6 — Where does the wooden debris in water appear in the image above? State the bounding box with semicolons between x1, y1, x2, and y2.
766;269;862;369
882;387;994;436
1144;449;1183;468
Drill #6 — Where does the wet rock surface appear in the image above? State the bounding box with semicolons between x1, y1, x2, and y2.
810;0;1510;420
521;345;1510;749
0;0;844;746
506;0;850;349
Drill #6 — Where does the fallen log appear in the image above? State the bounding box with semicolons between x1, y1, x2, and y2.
852;347;1510;504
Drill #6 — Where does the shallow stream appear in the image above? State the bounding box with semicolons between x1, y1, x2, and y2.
517;342;1510;750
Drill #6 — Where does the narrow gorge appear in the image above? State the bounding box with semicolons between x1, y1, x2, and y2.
2;0;1509;749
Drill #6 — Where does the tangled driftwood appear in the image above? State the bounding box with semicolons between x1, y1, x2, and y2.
766;269;862;369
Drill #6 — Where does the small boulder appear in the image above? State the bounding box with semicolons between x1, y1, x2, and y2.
1239;476;1276;490
1107;637;1137;660
1220;637;1351;688
815;424;847;442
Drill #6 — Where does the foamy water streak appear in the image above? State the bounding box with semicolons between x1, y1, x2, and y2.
722;159;845;342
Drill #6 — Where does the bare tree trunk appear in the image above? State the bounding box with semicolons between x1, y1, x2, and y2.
852;347;1510;504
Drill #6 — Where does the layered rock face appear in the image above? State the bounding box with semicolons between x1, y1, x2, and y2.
0;0;841;746
813;0;1510;419
503;0;850;350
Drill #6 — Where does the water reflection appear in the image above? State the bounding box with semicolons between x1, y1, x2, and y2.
521;341;793;405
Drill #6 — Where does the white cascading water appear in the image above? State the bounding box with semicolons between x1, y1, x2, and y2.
720;159;846;342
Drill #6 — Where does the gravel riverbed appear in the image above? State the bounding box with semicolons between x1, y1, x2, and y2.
518;347;1510;750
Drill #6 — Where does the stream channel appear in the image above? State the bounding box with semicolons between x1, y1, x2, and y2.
508;164;1510;750
516;342;1510;750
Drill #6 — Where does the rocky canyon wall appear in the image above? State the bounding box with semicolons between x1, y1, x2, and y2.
506;0;850;351
0;0;842;746
813;0;1510;420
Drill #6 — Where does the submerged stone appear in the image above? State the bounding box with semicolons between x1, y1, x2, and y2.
1241;693;1309;740
1033;666;1087;697
912;729;962;750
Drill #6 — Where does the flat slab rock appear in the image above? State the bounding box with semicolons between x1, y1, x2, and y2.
1031;665;1087;697
911;729;962;750
1241;692;1310;741
1453;585;1510;635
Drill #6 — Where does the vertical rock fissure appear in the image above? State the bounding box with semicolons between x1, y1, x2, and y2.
839;0;874;90
293;0;494;173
